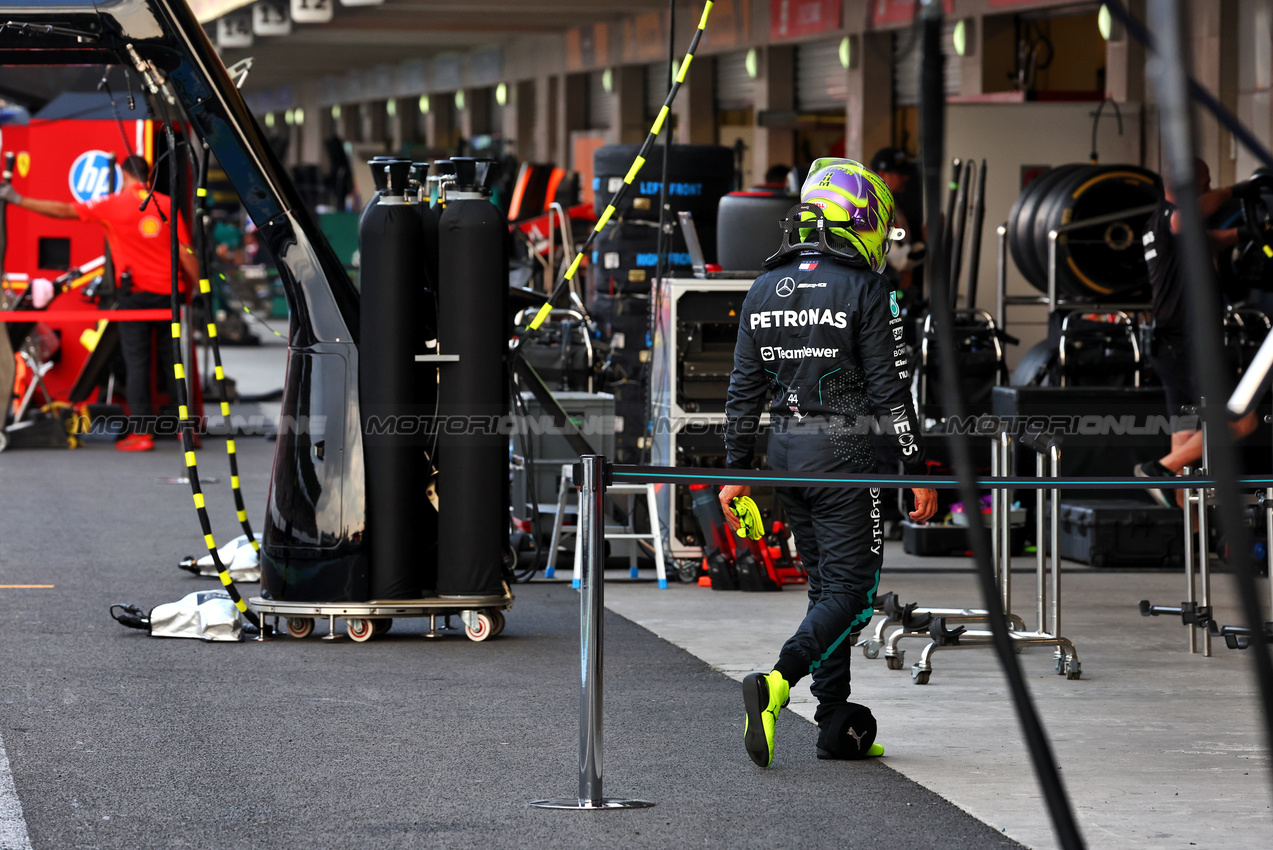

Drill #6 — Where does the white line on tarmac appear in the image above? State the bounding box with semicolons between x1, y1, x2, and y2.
0;730;32;850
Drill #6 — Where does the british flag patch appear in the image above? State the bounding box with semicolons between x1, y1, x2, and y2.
799;261;818;270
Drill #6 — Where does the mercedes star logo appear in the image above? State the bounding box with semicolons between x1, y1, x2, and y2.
776;276;795;297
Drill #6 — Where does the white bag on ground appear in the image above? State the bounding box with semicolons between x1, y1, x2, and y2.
178;533;262;582
148;590;243;641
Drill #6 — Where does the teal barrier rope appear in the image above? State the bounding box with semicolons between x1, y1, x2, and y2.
611;464;1273;490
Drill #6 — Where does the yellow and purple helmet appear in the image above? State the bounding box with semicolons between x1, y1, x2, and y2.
798;157;901;273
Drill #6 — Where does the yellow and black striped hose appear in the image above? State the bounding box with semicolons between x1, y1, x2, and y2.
526;0;714;331
193;154;259;555
163;122;260;628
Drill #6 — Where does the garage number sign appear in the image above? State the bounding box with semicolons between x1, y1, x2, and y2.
290;0;332;24
68;151;123;204
253;1;292;36
216;11;253;48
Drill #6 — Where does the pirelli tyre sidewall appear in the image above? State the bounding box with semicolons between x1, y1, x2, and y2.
1008;163;1161;300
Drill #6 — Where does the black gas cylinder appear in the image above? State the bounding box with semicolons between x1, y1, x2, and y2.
359;157;438;598
435;157;509;597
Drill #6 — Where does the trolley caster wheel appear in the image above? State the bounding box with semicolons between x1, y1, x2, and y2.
884;650;905;671
285;617;314;639
675;559;700;583
372;619;393;637
862;640;881;660
464;612;494;642
1055;654;1067;675
911;666;931;685
488;610;506;637
347;618;375;642
1065;659;1082;680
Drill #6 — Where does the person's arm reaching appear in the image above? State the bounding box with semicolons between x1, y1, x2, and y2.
0;185;77;219
858;283;937;522
721;295;768;526
1198;185;1233;220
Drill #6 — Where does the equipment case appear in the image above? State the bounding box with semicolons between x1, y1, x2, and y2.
1055;499;1183;567
902;521;1026;557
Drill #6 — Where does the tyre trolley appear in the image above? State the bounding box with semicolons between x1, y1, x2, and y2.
248;586;514;643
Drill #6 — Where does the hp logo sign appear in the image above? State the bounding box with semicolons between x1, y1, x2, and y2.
68;151;123;203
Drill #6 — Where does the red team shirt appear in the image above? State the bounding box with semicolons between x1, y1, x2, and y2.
73;186;191;294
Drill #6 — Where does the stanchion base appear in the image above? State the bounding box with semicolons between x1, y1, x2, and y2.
528;798;655;810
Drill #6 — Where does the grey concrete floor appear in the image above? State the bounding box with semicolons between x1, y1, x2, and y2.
604;553;1273;850
2;327;1269;849
0;437;1022;850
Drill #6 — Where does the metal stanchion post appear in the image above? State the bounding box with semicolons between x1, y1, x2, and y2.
1267;486;1272;620
1184;464;1197;654
991;438;1001;582
1047;230;1059;313
531;455;654;812
1200;416;1212;657
1001;431;1013;614
1049;443;1061;644
996;223;1008;330
1036;451;1047;634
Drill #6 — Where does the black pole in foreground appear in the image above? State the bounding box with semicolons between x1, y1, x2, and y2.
1148;0;1273;805
530;456;654;811
915;2;1085;848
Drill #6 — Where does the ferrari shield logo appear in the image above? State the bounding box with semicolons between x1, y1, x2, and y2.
16;151;30;178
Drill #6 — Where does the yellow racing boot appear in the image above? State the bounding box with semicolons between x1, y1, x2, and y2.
743;670;789;767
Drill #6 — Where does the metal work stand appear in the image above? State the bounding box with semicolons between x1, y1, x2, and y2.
864;434;1017;669
858;592;1026;663
1208;472;1273;649
863;429;1079;683
872;429;1080;684
908;430;1079;684
1139;413;1223;653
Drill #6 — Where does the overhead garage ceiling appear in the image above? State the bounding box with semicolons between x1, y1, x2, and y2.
221;0;670;90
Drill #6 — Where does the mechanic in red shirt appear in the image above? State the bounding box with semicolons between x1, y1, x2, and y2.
0;155;198;451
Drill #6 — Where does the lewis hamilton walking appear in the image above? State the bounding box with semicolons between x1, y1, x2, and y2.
720;158;937;767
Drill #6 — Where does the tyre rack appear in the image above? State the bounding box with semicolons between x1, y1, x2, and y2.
861;428;1081;683
248;587;514;643
993;205;1158;332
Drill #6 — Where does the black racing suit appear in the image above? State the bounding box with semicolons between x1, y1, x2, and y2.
724;252;925;704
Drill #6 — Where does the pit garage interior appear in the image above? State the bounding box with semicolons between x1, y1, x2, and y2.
1;1;1273;849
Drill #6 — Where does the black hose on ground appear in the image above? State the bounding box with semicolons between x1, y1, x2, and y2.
916;4;1084;848
1147;0;1273;807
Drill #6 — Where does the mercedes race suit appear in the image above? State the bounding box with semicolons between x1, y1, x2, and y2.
724;253;924;475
